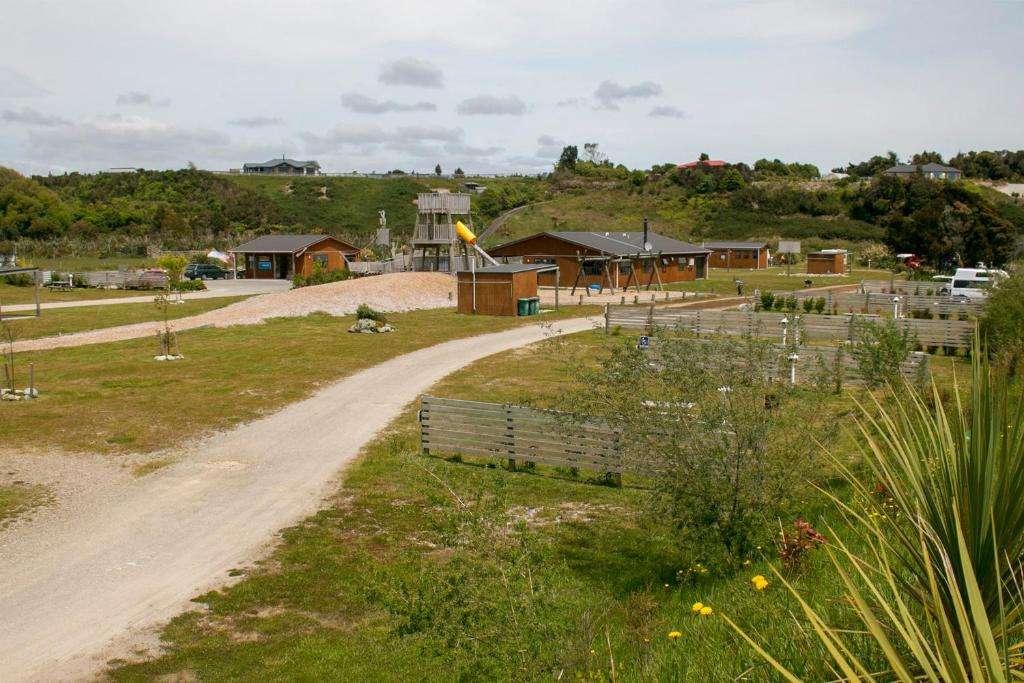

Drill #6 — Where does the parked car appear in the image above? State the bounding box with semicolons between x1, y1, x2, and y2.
185;263;229;280
125;269;170;290
934;267;1008;300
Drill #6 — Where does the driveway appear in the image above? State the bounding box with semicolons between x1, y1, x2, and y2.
0;316;597;682
2;278;292;313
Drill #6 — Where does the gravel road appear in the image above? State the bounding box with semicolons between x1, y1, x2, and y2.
0;316;596;682
14;272;455;353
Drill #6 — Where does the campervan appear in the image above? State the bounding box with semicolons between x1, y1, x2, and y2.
934;267;1007;300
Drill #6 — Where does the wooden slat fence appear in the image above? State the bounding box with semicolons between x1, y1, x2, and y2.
765;290;984;317
860;279;950;296
605;306;975;350
419;395;625;475
643;338;929;387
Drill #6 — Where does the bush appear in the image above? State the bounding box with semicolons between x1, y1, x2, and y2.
356;303;387;323
850;318;917;387
170;279;206;292
293;264;349;288
802;298;814;313
981;262;1024;372
759;291;775;311
156;255;188;283
1;273;33;287
814;297;826;314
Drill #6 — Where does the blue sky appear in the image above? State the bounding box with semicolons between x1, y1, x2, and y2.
1;0;1022;175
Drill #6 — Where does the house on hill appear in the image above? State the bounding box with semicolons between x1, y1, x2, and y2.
230;234;359;279
702;240;770;269
488;231;710;290
677;159;727;170
882;162;961;181
242;157;321;176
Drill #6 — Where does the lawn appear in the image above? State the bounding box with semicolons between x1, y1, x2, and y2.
664;266;898;295
0;483;51;527
0;283;157;306
0;306;599;455
1;296;249;340
106;331;865;682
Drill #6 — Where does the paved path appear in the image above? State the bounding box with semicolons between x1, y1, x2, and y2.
0;317;597;682
2;279;291;313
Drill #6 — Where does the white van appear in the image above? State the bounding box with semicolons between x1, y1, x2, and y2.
934;268;1007;300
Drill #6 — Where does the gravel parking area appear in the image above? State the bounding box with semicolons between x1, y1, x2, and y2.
14;273;456;352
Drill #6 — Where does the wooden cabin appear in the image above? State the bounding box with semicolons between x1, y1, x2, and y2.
702;241;770;269
806;249;849;275
456;263;552;316
488;231;709;291
230;235;360;279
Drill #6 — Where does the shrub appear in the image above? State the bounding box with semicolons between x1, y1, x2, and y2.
786;296;798;311
156;255;188;283
170;279;206;292
802;298;814;313
850;318;917;387
356;303;387;323
981;262;1024;372
759;291;775;311
1;273;33;287
292;263;349;288
814;297;826;314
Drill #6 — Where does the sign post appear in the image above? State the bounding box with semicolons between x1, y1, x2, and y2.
778;240;801;277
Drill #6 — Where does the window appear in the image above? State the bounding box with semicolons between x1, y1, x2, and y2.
530;257;555;265
619;261;633;274
583;260;604;276
312;254;329;269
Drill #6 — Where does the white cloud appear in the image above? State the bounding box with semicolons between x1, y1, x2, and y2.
1;107;71;127
116;90;172;107
228;116;283;128
536;135;566;158
378;57;443;88
341;92;437;114
0;66;48;97
456;95;527;116
593;81;662;110
444;141;503;157
556;97;588;108
649;105;685;119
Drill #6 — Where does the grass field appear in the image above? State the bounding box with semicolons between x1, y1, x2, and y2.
663;266;897;294
106;330;868;682
0;307;599;455
0;483;51;527
1;296;249;340
0;283;158;306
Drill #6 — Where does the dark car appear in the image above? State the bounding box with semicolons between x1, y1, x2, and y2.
185;263;229;280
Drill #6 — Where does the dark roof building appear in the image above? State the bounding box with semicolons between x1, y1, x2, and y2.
493;231;709;257
677;159;727;169
242;157;321;176
230;234;359;280
883;162;961;181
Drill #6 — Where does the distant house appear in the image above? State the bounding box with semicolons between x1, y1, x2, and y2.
488;231;710;289
806;249;849;275
242;157;321;176
883;162;961;181
677;159;727;170
230;234;359;279
702;241;770;270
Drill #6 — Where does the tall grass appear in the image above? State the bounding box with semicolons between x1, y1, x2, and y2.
728;343;1024;680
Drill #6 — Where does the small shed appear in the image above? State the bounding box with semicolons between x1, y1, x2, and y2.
456;263;557;316
702;241;770;269
230;234;360;279
806;249;849;275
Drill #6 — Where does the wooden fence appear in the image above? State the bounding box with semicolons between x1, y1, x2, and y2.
643;338;929;387
419;395;625;476
766;289;984;317
605;306;975;350
860;279;950;296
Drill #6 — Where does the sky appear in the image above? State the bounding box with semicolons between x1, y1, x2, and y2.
0;0;1022;176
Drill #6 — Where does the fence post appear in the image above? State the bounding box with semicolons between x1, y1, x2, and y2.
646;304;655;335
505;405;516;471
604;303;610;334
419;397;429;456
612;430;623;487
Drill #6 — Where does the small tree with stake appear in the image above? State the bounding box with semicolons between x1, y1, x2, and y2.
153;292;182;360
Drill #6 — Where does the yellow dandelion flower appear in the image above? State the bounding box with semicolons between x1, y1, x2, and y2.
742;559;751;566
751;575;769;590
699;606;713;616
691;602;703;612
668;631;681;639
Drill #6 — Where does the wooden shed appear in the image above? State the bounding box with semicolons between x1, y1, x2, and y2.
806;249;849;275
456;263;556;316
702;241;770;269
229;234;360;280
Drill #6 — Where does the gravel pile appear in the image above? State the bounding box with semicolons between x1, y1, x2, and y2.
16;273;455;352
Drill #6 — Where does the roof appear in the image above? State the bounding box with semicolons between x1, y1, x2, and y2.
677;160;727;169
493;231;710;257
702;240;769;250
229;234;358;254
457;263;554;274
884;162;960;175
242;158;320;170
0;266;39;275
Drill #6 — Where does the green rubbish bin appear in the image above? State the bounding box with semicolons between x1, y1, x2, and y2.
529;297;540;315
517;298;531;316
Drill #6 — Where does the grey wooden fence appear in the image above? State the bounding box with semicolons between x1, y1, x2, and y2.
765;290;984;317
605;306;975;350
419;395;625;476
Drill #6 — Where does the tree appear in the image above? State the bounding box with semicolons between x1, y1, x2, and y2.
556;145;578;171
699;152;710;161
720;168;745;191
910;150;944;165
453;167;465;177
434;164;442;176
156;255;187;284
982;263;1024;372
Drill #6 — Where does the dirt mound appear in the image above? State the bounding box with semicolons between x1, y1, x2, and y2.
16;273;455;352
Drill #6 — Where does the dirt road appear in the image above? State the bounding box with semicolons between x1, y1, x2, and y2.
0;316;597;682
